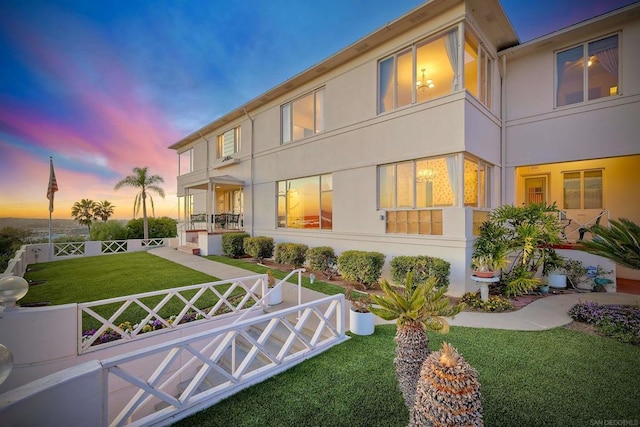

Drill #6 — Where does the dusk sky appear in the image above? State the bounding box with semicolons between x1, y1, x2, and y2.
1;0;636;220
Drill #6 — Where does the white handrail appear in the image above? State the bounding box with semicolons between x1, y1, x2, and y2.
101;294;346;426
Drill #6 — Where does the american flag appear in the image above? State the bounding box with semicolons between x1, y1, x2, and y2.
47;157;58;213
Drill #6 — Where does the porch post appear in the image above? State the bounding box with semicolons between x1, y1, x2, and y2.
206;181;212;232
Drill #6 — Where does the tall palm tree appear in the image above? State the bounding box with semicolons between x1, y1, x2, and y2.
94;200;115;222
579;218;640;270
370;274;463;411
114;166;165;240
71;199;98;231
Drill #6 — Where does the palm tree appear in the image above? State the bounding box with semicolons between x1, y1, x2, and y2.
369;274;463;411
71;199;98;231
114;166;165;240
94;200;115;222
579;218;640;270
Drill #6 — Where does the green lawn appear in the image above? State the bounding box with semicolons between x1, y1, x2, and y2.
19;253;640;426
22;252;220;331
175;325;640;427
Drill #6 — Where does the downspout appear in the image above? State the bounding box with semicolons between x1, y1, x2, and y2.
243;108;255;237
199;131;212;232
500;54;507;206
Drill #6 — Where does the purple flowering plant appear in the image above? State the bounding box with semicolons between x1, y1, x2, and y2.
568;302;640;345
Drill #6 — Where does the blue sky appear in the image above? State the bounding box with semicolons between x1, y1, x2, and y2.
0;0;636;218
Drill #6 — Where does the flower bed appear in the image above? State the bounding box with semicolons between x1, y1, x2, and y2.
82;311;206;345
568;302;640;345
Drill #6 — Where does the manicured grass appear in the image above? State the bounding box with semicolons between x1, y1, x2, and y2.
175;325;640;427
22;252;220;331
23;252;217;305
205;255;346;295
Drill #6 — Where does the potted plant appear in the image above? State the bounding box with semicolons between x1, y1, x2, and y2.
346;287;374;336
471;256;495;278
538;278;550;295
266;270;283;305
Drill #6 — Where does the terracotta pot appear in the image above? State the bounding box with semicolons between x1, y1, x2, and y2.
472;270;496;278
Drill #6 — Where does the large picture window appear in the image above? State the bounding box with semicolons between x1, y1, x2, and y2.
282;88;325;144
556;34;619;107
217;127;240;158
563;170;603;209
278;174;332;230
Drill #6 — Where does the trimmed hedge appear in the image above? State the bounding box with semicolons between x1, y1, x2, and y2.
221;233;249;258
275;243;308;267
306;246;337;278
243;236;274;262
337;250;385;289
390;255;450;289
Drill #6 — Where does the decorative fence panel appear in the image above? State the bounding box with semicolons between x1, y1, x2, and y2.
102;240;128;254
102;294;347;427
78;275;268;354
54;241;86;256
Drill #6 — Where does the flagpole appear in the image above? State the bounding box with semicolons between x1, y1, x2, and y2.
47;156;58;259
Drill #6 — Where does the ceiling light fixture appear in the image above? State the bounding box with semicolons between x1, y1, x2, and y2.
416;168;437;182
416;68;435;91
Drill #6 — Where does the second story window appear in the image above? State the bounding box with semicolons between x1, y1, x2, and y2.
178;149;192;175
282;88;325;144
556;34;619;107
217;127;240;158
378;28;459;113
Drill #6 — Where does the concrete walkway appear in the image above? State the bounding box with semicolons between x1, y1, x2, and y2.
149;247;640;331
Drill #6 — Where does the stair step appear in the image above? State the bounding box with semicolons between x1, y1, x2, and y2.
178;245;200;255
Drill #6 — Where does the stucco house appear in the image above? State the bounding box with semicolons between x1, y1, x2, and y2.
169;0;640;296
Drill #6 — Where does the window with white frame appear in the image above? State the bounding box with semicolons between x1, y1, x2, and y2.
556;34;619;107
178;149;192;175
563;170;603;209
463;157;491;208
464;31;493;108
217;127;241;158
281;88;325;144
378;25;494;113
277;174;332;230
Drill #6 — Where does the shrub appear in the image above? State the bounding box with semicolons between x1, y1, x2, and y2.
90;220;128;241
337;250;385;289
390;255;450;289
460;292;514;312
243;236;274;263
274;243;308;266
222;233;250;258
306;246;337;279
126;217;177;239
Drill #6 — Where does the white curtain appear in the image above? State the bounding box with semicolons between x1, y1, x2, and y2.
444;29;459;91
446;156;459;206
379;58;394;113
597;47;618;77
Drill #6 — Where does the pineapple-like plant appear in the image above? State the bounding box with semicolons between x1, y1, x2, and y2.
411;342;483;427
370;274;463;410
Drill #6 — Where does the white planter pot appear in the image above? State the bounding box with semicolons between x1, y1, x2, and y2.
349;308;375;336
267;286;283;305
548;274;567;289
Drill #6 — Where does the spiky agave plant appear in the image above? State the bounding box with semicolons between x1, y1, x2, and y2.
369;274;463;410
411;342;483;427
